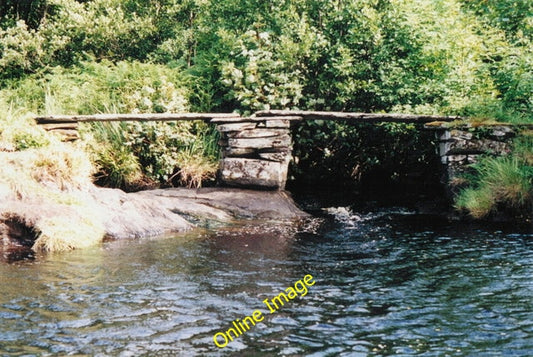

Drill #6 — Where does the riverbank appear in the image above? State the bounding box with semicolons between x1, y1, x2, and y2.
95;186;310;240
1;183;309;255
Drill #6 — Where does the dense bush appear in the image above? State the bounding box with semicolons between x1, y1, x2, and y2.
84;120;218;190
2;60;189;114
1;0;530;119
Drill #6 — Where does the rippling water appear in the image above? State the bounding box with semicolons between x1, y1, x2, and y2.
0;205;532;356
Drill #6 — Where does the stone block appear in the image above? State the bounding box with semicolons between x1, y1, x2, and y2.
216;122;258;132
442;154;479;165
489;126;515;139
221;147;256;157
258;151;292;162
226;128;289;139
439;142;451;156
265;120;291;128
227;135;292;149
440;138;511;156
449;129;473;140
219;158;288;189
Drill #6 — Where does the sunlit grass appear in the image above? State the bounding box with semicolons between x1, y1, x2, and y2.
455;154;533;218
0;105;106;251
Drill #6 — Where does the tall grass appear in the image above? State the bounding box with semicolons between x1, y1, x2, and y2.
82;120;219;190
84;122;144;191
455;153;533;219
172;125;220;188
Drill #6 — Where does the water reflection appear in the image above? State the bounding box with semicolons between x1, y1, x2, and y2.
0;211;532;356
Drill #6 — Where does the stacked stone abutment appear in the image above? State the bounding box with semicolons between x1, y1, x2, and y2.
435;125;516;197
213;116;301;190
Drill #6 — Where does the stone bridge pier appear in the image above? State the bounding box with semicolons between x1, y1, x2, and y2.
213;115;302;190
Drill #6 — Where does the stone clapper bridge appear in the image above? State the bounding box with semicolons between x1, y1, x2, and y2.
36;110;520;192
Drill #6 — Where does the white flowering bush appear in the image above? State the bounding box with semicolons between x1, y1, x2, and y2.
221;30;303;114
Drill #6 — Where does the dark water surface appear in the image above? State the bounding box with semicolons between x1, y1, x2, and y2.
0;205;532;356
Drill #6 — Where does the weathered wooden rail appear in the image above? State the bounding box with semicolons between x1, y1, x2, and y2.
35;111;519;192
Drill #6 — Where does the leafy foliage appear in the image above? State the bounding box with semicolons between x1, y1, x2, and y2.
1;0;530;119
220;30;303;114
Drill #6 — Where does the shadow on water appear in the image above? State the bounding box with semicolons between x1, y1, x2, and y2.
0;194;532;356
1;245;36;263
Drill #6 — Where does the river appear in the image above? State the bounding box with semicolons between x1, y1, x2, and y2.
0;201;532;356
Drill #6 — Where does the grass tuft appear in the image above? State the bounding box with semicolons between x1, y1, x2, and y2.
454;187;496;219
174;153;218;189
32;207;105;252
83;122;145;191
455;154;532;218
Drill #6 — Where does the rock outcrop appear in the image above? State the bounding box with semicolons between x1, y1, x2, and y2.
93;187;309;240
1;186;309;254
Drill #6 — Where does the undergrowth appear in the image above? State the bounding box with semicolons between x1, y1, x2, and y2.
82;120;219;191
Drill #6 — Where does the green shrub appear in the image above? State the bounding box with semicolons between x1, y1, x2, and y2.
0;20;58;82
1;60;190;114
1;0;531;123
220;30;304;114
123;120;218;186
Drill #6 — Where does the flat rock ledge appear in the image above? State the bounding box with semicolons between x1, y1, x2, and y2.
1;186;310;252
95;187;310;239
